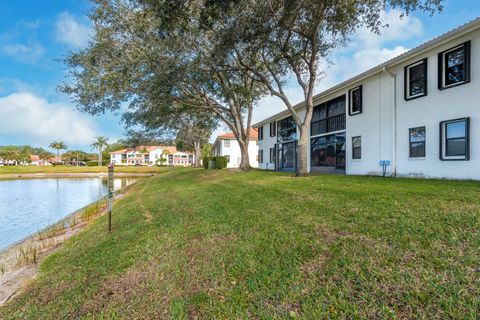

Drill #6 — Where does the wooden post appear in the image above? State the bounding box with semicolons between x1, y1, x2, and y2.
108;164;114;233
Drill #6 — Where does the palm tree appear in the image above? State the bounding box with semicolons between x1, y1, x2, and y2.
49;141;67;163
91;136;109;166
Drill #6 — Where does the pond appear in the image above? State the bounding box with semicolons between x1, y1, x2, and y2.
0;177;137;251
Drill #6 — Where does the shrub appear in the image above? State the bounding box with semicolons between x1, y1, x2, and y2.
202;156;210;169
86;161;98;167
215;156;228;169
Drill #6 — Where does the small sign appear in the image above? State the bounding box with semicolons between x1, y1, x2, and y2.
107;164;114;233
379;160;390;177
379;160;391;166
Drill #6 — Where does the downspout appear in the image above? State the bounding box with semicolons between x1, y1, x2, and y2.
382;66;397;177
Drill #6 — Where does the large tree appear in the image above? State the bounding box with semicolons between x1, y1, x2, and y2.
211;0;444;175
61;0;264;171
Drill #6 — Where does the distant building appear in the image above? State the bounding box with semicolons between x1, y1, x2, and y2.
109;146;194;166
211;128;259;168
29;155;49;166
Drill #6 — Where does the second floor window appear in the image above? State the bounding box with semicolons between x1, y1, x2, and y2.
438;41;471;90
311;95;346;136
405;59;427;100
270;121;277;137
224;140;230;147
348;85;362;115
258;127;264;140
277;116;296;142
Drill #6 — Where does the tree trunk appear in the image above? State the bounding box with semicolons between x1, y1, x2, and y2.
193;142;201;167
57;150;60;163
98;150;102;166
296;124;309;176
238;139;251;171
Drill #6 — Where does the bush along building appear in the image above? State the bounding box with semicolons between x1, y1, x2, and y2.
254;18;480;180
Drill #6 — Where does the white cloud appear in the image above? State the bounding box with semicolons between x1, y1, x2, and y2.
0;92;97;146
55;11;93;48
355;9;423;49
1;43;45;63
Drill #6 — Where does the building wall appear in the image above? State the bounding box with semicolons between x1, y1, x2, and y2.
149;149;163;164
347;29;480;180
257;122;278;170
213;139;259;168
110;154;123;164
255;27;480;180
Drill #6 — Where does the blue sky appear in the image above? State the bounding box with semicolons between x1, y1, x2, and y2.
0;0;479;151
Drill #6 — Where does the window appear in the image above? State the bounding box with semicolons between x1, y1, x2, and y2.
277;142;296;170
409;127;426;158
269;121;277;137
224;140;230;148
258;149;264;164
310;132;345;169
311;95;346;136
277;116;297;142
269;147;275;163
352;136;361;160
438;41;471;90
348;86;362;115
258;127;264;140
440;118;470;160
405;59;427;100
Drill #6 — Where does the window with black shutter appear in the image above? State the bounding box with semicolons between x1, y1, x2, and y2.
269;121;277;137
405;59;427;100
348;86;362;115
438;41;471;90
440;118;469;160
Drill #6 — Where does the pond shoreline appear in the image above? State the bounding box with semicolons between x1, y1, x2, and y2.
0;172;154;180
0;180;138;306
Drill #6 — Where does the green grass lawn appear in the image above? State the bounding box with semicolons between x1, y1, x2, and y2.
1;169;479;319
0;165;169;175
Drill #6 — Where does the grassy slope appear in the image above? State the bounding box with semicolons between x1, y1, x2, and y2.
0;165;169;175
1;169;479;319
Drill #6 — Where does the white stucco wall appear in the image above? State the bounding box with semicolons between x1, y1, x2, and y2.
110;154;122;164
213;139;259;168
149;149;163;164
257;121;280;170
347;29;480;180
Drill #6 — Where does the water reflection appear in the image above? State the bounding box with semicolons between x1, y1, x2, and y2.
0;177;137;251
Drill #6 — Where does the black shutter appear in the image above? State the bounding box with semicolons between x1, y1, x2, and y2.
464;41;471;83
437;51;443;90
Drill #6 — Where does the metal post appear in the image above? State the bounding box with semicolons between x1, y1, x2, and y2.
108;164;114;233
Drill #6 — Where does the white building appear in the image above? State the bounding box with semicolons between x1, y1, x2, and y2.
254;18;480;180
110;146;194;166
211;128;259;168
